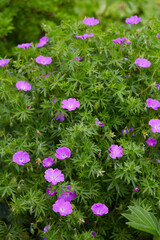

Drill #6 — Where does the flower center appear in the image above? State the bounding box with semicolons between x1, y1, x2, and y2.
60;207;64;212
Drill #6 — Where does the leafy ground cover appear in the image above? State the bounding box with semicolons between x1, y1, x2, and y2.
0;11;160;240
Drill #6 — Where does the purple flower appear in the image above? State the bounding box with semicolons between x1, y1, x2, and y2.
149;119;160;133
134;188;139;192
157;84;160;89
129;127;134;132
156;159;160;163
146;98;160;110
37;36;49;47
13;151;30;165
76;33;93;39
112;37;131;45
121;129;129;134
16;81;31;91
43;157;55;167
44;225;50;233
91;203;108;216
112;37;126;44
52;199;72;216
27;105;31;109
83;17;99;26
44;168;64;185
57;185;76;202
95;118;104;127
73;57;82;61
126;75;129;78
61;98;80;111
17;42;33;49
109;145;123;159
55;111;65;122
146;138;157;147
124;58;128;60
135;58;151;68
92;232;96;238
125;15;141;24
0;59;10;67
55;147;71;160
36;55;52;65
45;72;54;78
46;186;56;196
157;33;160;39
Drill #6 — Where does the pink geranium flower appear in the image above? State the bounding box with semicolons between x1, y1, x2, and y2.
146;98;160;110
76;33;93;39
157;33;160;39
91;203;108;216
36;55;52;65
0;59;10;67
112;37;131;45
109;145;123;159
148;119;160;133
44;168;64;185
125;15;141;24
146;138;157;147
42;157;55;167
13;151;30;165
57;185;76;202
16;81;31;91
55;147;71;160
52;199;72;216
135;58;151;68
83;17;99;26
17;42;33;49
61;98;80;111
46;186;56;196
37;36;49;47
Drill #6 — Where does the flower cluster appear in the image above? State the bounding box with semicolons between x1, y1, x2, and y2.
109;145;123;159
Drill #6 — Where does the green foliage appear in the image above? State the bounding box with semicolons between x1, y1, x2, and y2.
122;206;160;238
0;8;160;240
